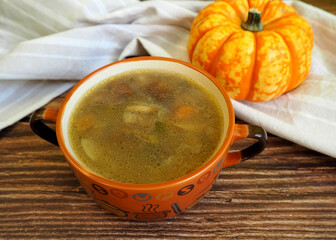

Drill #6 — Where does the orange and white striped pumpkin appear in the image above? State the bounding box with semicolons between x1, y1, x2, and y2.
187;0;313;102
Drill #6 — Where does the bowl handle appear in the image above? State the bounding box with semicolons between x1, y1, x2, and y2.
223;124;267;168
30;108;59;146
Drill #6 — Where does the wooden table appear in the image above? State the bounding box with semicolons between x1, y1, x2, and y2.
1;1;336;239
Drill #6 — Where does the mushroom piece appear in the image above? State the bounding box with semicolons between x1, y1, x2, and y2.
147;80;169;101
125;105;158;114
123;104;158;124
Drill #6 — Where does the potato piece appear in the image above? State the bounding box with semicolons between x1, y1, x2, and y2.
81;139;99;161
173;121;205;132
123;111;138;124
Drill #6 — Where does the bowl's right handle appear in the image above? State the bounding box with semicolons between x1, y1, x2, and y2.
30;108;59;146
223;124;268;168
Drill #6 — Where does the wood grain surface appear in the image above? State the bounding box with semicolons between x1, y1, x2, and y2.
1;1;336;239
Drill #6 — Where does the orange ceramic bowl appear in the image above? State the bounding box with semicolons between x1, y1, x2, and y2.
30;57;267;221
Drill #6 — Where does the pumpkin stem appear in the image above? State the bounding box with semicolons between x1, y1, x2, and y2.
241;8;264;32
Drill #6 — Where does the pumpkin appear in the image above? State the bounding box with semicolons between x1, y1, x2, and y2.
187;0;313;102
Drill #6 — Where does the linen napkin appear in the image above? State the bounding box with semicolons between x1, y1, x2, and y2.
0;0;335;158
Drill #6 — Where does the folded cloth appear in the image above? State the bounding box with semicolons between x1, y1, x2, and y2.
0;0;335;158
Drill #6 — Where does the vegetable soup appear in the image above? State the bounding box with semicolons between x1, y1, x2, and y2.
68;69;224;184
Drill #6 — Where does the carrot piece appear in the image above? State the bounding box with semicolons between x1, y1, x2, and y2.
175;106;195;120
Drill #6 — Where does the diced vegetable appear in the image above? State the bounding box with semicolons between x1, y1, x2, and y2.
172;105;204;132
162;156;177;167
175;106;195;120
123;111;137;124
125;105;158;114
81;139;98;161
147;80;169;101
173;121;204;132
137;133;159;144
111;82;133;98
123;104;158;124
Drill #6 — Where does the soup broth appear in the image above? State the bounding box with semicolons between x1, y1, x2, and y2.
68;69;224;184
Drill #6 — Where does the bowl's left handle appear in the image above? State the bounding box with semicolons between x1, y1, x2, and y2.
29;108;59;146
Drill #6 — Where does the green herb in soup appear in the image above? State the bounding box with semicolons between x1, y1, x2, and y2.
68;69;224;184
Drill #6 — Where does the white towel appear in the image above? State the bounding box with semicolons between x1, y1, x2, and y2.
0;0;335;158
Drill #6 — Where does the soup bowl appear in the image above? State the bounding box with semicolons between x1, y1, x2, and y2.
30;57;267;221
